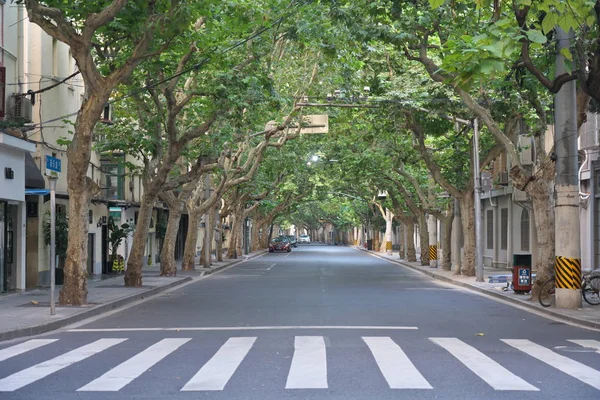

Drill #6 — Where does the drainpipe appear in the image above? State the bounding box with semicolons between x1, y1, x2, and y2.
17;3;25;93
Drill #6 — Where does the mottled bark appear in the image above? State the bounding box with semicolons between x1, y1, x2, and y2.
159;202;181;276
227;214;239;259
405;222;417;262
441;214;454;271
125;192;157;286
417;213;429;266
458;193;476;276
250;219;261;251
182;209;201;271
60;98;106;305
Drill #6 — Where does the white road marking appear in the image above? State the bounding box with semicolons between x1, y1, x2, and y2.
0;338;126;392
363;337;431;389
69;325;418;332
502;339;600;390
568;340;600;354
181;337;256;391
286;336;328;389
266;263;276;270
431;338;538;391
0;339;58;362
78;338;191;391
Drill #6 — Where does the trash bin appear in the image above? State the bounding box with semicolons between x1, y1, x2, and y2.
55;268;64;285
512;254;532;294
367;239;373;250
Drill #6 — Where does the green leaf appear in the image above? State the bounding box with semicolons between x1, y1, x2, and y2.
560;47;573;61
428;0;446;9
541;13;558;34
526;30;547;44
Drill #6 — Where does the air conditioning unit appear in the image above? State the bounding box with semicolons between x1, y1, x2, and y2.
497;171;509;186
513;187;530;202
9;95;33;123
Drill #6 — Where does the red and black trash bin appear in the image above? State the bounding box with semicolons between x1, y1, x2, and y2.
512;254;532;294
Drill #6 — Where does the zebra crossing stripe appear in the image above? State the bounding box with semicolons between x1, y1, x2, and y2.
77;338;191;391
181;337;256;391
363;337;432;389
0;338;126;392
431;338;538;391
0;339;58;362
502;339;600;390
285;336;328;389
567;340;600;354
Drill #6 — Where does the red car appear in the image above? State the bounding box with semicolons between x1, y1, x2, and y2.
269;237;291;253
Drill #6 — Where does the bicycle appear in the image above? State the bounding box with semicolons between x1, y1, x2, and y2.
538;272;600;307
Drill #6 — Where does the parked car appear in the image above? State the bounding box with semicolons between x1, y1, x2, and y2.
298;235;310;244
269;236;292;253
285;235;298;247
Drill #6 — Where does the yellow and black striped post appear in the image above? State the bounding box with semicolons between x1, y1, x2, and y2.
555;256;581;290
428;245;437;261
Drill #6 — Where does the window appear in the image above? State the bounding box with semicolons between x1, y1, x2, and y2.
500;208;508;250
102;163;124;200
88;210;93;224
521;209;530;251
486;210;494;249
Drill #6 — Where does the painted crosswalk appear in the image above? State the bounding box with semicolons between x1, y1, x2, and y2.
0;336;598;393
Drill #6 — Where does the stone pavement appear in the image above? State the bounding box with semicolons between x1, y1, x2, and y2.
0;251;266;342
360;247;600;330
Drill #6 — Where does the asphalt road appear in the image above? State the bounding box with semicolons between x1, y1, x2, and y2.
1;244;599;400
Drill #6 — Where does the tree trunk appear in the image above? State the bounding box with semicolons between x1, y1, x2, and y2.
459;193;476;276
235;214;244;257
160;204;181;276
59;183;92;305
251;219;261;251
260;219;273;249
529;184;555;299
406;221;417;262
441;214;454;271
216;216;224;262
125;192;157;286
227;214;239;259
60;98;106;305
417;213;429;266
182;209;201;271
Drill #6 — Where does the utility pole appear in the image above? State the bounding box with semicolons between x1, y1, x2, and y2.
49;177;57;315
473;118;484;282
554;27;581;309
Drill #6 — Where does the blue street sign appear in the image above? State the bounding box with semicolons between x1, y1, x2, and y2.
45;155;61;176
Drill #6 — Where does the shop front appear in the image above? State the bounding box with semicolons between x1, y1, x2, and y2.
0;132;35;292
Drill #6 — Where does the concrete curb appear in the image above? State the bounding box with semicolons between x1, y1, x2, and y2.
0;277;192;342
359;248;600;330
0;252;266;342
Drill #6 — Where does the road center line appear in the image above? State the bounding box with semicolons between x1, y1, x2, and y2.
69;325;418;332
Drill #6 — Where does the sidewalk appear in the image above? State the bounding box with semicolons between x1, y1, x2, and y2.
360;248;600;330
0;251;266;342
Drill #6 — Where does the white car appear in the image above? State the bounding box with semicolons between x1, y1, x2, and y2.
298;235;310;244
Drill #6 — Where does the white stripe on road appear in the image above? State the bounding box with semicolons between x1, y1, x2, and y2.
503;339;600;390
286;336;328;389
568;340;600;354
363;336;431;389
266;263;276;270
69;325;418;332
0;339;58;362
431;338;538;391
78;338;191;391
0;338;126;392
181;337;256;391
